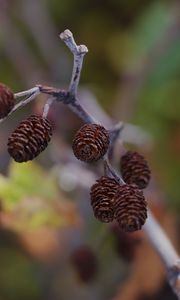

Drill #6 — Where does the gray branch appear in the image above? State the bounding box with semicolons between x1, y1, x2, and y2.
59;29;88;96
0;87;40;124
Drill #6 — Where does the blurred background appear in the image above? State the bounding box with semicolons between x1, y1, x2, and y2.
0;0;179;299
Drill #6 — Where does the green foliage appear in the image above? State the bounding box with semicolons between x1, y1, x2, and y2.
0;162;66;230
0;161;57;207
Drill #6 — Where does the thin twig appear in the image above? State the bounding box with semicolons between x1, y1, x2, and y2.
59;29;88;96
15;86;40;98
0;88;40;124
103;157;125;184
43;97;55;118
68;97;96;123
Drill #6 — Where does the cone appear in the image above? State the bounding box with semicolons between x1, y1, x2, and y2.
72;124;109;162
114;184;147;232
71;245;97;283
120;151;151;189
0;83;15;118
90;176;119;223
8;115;52;162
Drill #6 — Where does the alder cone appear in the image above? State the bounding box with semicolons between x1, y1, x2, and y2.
7;115;52;162
71;245;97;283
72;124;109;162
120;151;151;189
0;83;15;118
114;184;147;232
90;176;119;223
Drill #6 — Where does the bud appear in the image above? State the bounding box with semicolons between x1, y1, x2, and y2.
120;151;151;189
7;115;52;162
72;124;109;162
90;176;119;223
0;83;15;118
114;184;147;232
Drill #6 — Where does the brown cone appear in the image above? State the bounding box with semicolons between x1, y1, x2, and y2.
90;176;119;223
120;151;151;189
7;115;52;162
114;184;147;232
0;83;15;118
71;245;98;283
72;124;109;162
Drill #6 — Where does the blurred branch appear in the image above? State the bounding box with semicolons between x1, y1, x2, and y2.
0;3;46;85
20;0;69;79
144;211;180;299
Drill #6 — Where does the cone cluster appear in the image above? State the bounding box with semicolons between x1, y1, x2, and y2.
8;115;52;162
0;83;15;118
72;124;109;162
90;176;147;232
120;151;151;189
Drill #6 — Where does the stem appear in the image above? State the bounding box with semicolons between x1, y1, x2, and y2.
103;157;125;184
68;97;96;123
59;29;88;96
15;86;40;98
43;97;55;118
0;88;40;124
38;85;96;123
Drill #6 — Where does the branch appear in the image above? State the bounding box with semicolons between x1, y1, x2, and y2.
0;87;40;124
103;156;125;184
38;84;96;123
15;86;40;98
59;29;88;96
42;97;55;118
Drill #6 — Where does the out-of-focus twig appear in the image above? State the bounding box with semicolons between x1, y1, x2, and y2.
20;0;69;79
144;211;180;299
0;2;46;85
